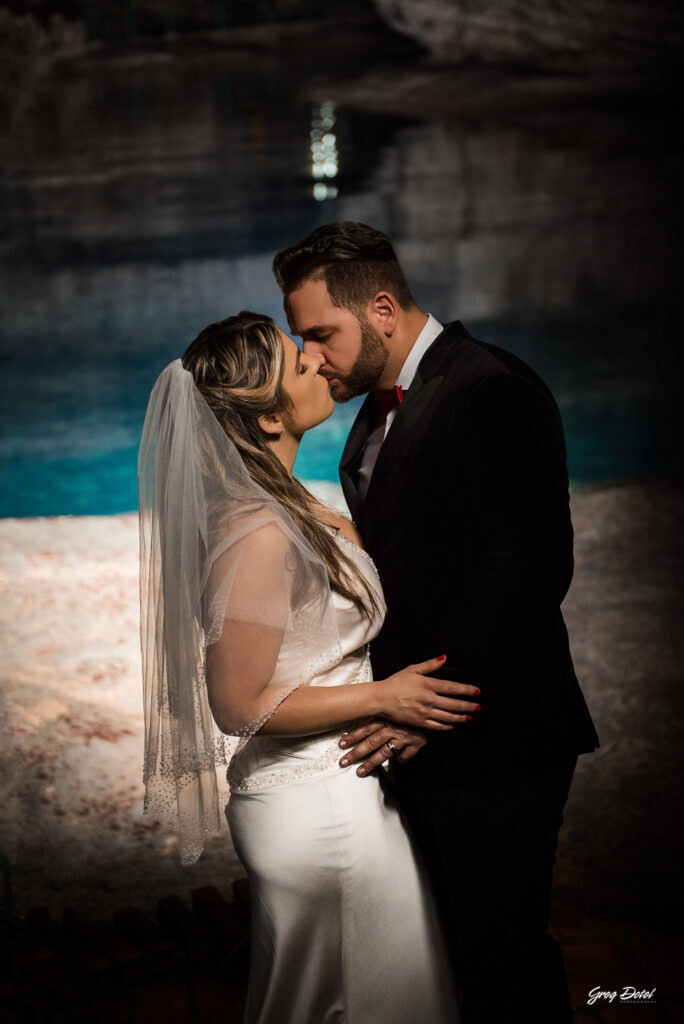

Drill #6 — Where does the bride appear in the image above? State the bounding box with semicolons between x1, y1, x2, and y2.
138;311;478;1023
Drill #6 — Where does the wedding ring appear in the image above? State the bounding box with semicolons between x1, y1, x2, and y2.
387;741;398;757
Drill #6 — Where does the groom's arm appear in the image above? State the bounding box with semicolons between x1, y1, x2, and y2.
339;373;572;771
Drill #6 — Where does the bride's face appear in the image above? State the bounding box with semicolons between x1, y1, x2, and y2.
279;330;334;435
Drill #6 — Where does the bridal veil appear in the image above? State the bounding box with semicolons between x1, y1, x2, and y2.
138;360;341;864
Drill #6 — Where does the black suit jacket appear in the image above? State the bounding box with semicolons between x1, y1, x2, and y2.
339;321;599;785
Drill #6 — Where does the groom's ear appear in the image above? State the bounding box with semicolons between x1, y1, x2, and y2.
368;290;398;338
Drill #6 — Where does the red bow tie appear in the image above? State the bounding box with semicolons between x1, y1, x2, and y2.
374;385;404;417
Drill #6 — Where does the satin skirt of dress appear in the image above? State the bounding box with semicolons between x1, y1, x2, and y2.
228;764;458;1024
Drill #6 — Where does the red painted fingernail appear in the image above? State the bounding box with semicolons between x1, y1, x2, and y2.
473;705;481;711
465;715;472;721
437;654;446;662
473;688;481;694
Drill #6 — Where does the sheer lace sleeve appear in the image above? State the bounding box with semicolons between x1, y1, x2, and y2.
205;522;295;735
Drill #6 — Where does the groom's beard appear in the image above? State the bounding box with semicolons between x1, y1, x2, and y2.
324;316;389;402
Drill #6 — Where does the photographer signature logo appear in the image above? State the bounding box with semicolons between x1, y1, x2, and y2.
587;986;656;1006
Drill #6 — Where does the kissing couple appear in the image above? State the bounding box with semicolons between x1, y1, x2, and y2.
139;222;599;1023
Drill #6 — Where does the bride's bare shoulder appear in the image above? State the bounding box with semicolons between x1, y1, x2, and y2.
314;505;364;549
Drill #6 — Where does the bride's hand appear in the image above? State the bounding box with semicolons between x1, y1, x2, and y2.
375;656;481;730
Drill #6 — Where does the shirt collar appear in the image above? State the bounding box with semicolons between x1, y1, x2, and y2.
395;314;444;392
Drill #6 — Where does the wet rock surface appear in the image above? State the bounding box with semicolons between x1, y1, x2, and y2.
557;480;684;932
0;480;681;932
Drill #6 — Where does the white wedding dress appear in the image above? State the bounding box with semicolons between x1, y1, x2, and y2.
226;532;459;1024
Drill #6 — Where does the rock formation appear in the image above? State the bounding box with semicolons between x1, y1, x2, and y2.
372;0;684;67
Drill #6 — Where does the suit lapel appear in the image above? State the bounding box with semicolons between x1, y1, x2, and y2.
365;321;470;522
364;369;439;503
339;392;376;530
338;322;471;532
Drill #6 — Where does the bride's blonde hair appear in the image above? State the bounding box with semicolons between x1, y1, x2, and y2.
182;311;378;617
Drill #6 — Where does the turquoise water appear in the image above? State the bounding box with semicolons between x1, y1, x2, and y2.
1;309;679;517
1;58;681;517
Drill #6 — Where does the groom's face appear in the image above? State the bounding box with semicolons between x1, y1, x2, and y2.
286;277;389;403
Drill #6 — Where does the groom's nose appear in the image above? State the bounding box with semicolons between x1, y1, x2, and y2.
304;352;325;374
302;339;326;362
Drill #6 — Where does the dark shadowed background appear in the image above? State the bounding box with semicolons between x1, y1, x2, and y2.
1;0;682;971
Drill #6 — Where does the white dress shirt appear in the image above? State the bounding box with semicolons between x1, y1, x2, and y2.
358;314;443;500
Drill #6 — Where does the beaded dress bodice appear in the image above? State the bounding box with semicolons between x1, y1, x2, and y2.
227;532;386;794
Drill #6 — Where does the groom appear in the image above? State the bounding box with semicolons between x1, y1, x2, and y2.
273;223;598;1024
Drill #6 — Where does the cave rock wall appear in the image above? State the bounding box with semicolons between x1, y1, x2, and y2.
372;0;683;66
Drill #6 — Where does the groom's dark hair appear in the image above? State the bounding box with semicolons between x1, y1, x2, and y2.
272;222;416;315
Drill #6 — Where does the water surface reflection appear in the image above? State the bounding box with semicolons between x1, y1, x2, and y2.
1;56;681;515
